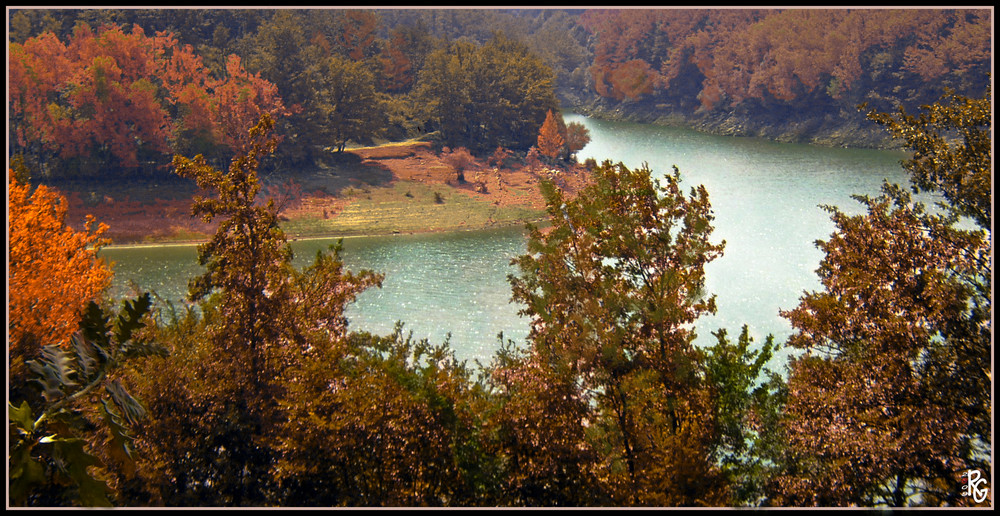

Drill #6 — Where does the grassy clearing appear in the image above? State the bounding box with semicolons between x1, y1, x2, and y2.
280;180;545;238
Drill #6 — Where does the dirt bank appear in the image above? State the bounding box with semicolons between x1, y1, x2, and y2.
59;141;590;246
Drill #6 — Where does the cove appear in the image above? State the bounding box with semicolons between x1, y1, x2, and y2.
101;114;911;366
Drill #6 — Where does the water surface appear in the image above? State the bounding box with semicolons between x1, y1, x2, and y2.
103;115;911;366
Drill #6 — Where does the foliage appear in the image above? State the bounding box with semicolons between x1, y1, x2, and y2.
579;9;990;116
487;146;514;170
509;160;730;505
156;113;295;504
441;146;476;184
480;339;608;506
119;114;382;505
702;326;786;506
414;33;559;153
9;293;161;507
864;88;992;228
300;55;386;154
772;90;991;507
8;176;113;399
537;110;566;160
274;324;491;506
8;21;288;177
564;121;592;162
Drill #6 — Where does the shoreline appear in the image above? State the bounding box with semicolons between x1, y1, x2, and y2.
101;218;543;250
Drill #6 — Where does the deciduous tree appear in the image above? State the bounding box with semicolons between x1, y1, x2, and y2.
564;121;591;162
772;89;991;507
414;34;558;153
9;176;113;396
509;161;729;505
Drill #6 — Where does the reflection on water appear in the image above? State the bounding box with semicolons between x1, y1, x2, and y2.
102;114;912;367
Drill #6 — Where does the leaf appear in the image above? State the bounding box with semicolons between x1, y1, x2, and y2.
26;345;78;402
99;400;137;479
9;400;36;434
114;292;152;346
80;300;112;351
119;340;170;360
8;437;46;506
49;437;113;507
105;379;147;426
70;332;107;382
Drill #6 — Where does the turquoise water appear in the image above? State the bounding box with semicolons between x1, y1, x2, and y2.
101;114;911;366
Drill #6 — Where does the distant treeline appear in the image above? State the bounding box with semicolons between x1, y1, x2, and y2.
8;8;992;177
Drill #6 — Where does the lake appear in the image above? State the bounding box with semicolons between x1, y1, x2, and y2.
101;113;911;367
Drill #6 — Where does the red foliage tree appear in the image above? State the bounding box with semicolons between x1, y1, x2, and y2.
9;22;289;175
378;28;414;93
340;10;380;61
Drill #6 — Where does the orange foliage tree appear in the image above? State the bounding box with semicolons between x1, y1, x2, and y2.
9;22;288;175
339;9;380;61
537;109;566;159
580;9;990;110
8;175;113;390
378;27;415;93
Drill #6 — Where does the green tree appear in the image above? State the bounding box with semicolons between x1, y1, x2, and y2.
701;326;786;507
509;161;730;505
772;89;991;507
414;34;558;153
300;55;386;153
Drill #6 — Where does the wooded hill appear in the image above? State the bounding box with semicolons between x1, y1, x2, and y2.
8;8;992;179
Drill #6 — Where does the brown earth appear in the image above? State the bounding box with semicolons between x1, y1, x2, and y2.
59;140;591;246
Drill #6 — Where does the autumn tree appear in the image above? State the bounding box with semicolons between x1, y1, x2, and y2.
377;27;416;93
9;21;289;177
577;8;990;142
339;9;380;61
8;176;113;398
509;161;730;505
441;146;476;184
771;89;991;507
536;109;566;160
8;153;158;509
564;121;592;162
8;24;171;174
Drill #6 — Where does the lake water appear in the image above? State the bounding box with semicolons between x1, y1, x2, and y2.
101;114;911;367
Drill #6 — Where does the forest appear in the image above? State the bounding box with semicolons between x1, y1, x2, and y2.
6;7;994;508
9;8;991;178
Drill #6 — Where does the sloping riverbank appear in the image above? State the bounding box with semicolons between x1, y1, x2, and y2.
62;140;590;247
